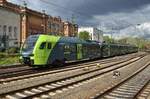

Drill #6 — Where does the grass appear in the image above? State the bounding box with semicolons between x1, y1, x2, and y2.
0;53;20;66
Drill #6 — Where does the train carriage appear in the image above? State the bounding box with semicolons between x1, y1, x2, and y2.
20;35;102;67
20;34;138;67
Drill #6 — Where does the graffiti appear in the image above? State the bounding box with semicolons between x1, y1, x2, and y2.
0;25;18;50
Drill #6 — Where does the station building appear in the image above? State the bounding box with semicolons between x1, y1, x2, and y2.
0;0;78;50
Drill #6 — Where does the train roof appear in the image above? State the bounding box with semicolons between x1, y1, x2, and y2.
102;43;137;47
29;34;100;45
59;36;99;45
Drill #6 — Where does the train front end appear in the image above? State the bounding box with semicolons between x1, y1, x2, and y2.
20;35;39;66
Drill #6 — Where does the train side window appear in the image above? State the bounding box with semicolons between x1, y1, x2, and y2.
64;45;70;52
47;42;52;49
40;42;46;49
70;44;76;53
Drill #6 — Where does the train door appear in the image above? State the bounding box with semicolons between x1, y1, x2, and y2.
77;44;82;60
46;42;52;64
36;42;49;65
64;44;71;61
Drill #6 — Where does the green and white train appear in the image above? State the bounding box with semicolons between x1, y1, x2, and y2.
20;34;138;67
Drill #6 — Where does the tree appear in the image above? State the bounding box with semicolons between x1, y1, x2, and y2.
103;36;115;43
117;37;150;51
78;31;90;40
117;38;127;44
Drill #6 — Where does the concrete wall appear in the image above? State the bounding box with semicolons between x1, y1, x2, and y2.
0;8;20;49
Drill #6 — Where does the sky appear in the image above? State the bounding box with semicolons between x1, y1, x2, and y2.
8;0;150;39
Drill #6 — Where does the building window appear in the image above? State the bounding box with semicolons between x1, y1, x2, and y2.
3;25;7;35
0;25;1;33
48;22;51;29
14;27;17;39
14;42;18;45
57;24;59;31
8;26;12;38
8;26;12;32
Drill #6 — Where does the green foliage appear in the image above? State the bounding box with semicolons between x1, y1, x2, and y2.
103;36;150;50
79;31;90;40
117;38;127;44
7;47;19;53
117;37;150;50
0;55;19;66
103;36;115;43
0;51;19;66
0;53;6;58
0;52;19;58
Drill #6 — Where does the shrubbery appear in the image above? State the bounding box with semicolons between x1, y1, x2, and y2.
0;47;20;58
7;47;19;53
0;53;6;58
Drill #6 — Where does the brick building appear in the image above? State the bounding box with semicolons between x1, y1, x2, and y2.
47;16;64;36
64;21;78;37
0;0;78;49
20;7;49;43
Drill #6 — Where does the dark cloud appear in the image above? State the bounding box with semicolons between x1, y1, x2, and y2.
8;0;150;39
10;0;150;17
8;0;150;28
70;0;150;15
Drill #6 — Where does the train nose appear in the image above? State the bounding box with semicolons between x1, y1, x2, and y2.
23;57;30;64
21;51;34;66
22;57;34;66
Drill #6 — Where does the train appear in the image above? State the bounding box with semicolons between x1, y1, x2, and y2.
19;34;138;67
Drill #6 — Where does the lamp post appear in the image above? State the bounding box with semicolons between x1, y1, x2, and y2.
42;10;46;33
111;27;114;43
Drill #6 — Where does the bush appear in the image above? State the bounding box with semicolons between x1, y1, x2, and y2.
7;47;19;53
0;53;6;58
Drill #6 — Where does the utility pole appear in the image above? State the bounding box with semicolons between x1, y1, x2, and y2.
42;10;46;33
71;14;76;24
71;14;76;37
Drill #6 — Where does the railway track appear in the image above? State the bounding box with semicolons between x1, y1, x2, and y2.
137;81;150;99
0;54;146;99
91;60;150;99
0;53;143;84
0;65;32;78
0;64;22;69
0;53;143;80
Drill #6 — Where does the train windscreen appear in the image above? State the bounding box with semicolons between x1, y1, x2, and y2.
22;35;39;52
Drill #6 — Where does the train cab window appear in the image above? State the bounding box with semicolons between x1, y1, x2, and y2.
40;42;46;49
47;42;52;49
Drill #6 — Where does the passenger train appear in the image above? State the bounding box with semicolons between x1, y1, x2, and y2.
20;34;138;67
